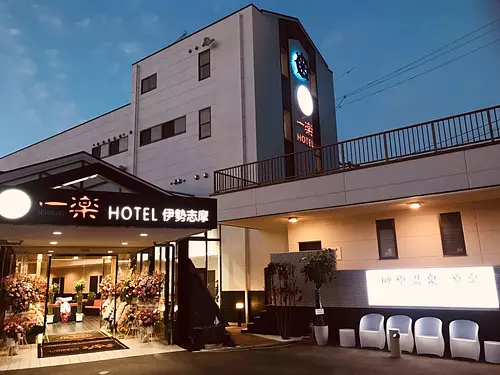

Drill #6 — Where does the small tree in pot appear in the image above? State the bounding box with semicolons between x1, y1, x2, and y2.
87;291;96;306
267;261;302;340
47;283;59;324
301;248;336;345
74;279;86;322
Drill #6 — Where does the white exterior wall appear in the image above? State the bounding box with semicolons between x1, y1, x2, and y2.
287;199;500;270
218;143;500;221
0;105;133;171
132;7;257;197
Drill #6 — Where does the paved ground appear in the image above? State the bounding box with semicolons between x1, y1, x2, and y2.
8;343;499;375
226;326;281;347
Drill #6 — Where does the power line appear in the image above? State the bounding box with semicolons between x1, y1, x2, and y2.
341;16;500;98
345;23;500;97
338;37;500;109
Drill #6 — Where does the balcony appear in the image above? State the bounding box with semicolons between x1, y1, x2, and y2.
213;105;500;195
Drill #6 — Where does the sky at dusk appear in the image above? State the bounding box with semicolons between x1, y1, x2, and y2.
0;0;499;156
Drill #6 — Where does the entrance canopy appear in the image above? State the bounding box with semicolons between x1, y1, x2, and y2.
0;152;217;252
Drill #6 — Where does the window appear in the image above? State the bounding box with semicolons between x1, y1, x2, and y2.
139;116;187;146
141;73;157;94
299;241;322;251
310;71;317;97
280;48;289;78
109;139;120;156
91;146;101;158
283;110;292;141
199;107;211;139
199;50;210;81
91;137;127;159
376;219;398;259
439;212;466;256
151;124;163;142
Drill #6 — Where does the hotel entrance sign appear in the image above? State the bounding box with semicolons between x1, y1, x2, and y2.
366;267;499;309
0;188;216;229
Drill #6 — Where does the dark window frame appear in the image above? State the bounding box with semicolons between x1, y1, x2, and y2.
376;219;399;260
92;136;128;159
139;116;187;147
141;73;157;95
299;241;322;252
199;107;211;140
198;50;210;81
91;146;101;158
439;212;467;257
108;139;120;156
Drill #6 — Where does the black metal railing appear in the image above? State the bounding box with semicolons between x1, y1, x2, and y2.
213;105;500;195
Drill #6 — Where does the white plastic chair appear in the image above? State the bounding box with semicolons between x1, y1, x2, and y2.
359;313;385;349
415;317;444;357
387;315;414;353
449;320;480;361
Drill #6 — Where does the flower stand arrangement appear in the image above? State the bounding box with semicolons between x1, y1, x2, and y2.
47;283;59;324
3;316;34;356
74;279;86;322
136;309;159;343
301;248;337;346
4;274;41;314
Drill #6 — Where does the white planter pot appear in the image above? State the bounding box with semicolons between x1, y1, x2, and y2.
314;325;329;346
76;313;84;322
46;315;54;324
146;326;154;335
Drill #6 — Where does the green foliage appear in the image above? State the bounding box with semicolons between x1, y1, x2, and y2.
300;248;337;290
267;261;302;339
48;283;59;315
74;278;86;293
87;291;96;302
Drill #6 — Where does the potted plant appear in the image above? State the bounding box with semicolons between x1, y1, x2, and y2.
47;283;59;324
267;261;302;340
74;278;86;322
301;248;336;345
87;291;96;306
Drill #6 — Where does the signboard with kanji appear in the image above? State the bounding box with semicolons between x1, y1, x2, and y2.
0;188;217;229
366;267;499;309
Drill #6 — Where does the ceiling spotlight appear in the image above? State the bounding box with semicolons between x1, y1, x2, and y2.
107;256;112;259
122;242;128;246
48;250;54;253
409;202;422;209
50;241;58;245
73;256;79;260
107;250;113;254
288;217;298;223
53;231;62;235
140;233;148;237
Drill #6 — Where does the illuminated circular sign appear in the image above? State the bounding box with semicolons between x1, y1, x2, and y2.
0;189;32;219
297;85;313;116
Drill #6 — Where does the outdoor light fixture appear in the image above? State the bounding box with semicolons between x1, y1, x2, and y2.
236;302;244;327
53;231;62;235
122;242;128;245
0;189;32;219
288;217;298;223
296;85;313;116
49;241;58;245
409;202;422;209
140;233;148;237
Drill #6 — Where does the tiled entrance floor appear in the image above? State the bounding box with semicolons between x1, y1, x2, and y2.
0;337;184;371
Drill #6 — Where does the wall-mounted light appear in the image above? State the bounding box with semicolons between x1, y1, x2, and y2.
203;173;209;178
235;302;244;310
409;202;422;209
194;174;200;180
288;217;298;223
